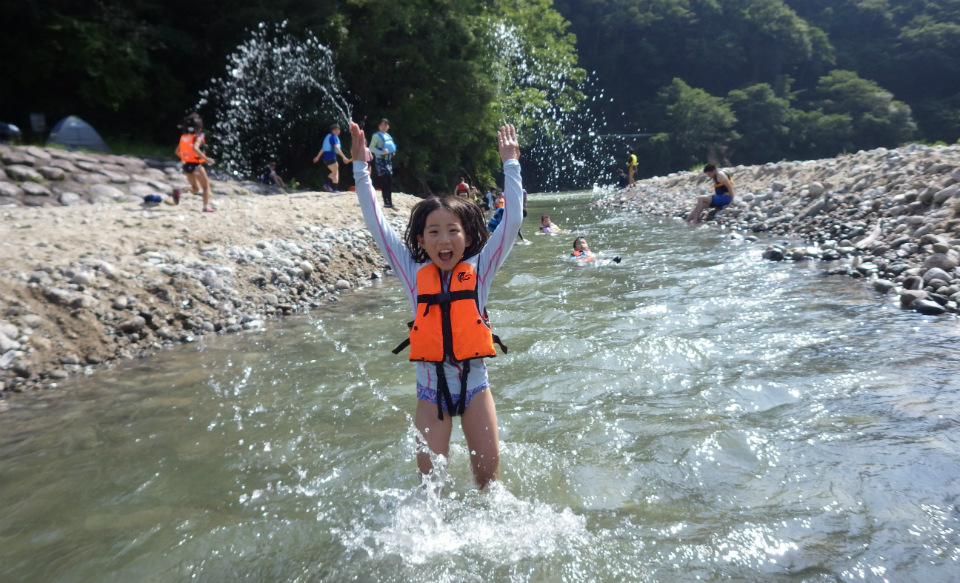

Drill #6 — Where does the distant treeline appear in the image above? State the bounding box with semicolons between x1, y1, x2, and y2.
555;0;960;175
2;0;959;191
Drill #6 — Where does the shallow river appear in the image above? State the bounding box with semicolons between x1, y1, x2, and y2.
2;192;960;583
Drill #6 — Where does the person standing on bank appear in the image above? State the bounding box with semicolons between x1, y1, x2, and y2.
312;123;351;192
626;148;638;185
369;118;397;209
175;112;216;213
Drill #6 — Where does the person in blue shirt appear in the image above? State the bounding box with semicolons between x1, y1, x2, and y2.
369;118;397;208
313;124;351;192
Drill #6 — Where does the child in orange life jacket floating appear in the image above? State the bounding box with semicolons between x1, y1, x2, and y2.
174;112;216;212
350;121;523;489
571;236;622;264
571;236;596;261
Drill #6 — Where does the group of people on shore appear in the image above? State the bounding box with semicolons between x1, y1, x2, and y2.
312;119;397;207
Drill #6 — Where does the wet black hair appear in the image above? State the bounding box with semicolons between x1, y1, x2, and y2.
703;163;717;173
183;112;203;134
404;196;489;263
572;236;586;250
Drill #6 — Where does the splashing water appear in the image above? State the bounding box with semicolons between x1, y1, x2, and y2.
198;22;352;179
484;20;614;192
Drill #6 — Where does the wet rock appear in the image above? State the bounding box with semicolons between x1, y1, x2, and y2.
873;279;896;293
902;275;924;290
900;289;929;307
913;298;946;315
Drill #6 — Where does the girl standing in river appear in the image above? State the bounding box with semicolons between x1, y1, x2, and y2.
350;121;523;489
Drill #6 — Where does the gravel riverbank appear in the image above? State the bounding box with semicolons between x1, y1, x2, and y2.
598;143;960;317
0;144;413;397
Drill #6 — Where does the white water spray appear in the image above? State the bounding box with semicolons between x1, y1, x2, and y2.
198;22;352;179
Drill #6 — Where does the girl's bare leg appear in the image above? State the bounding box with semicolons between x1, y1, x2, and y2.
326;162;339;188
414;398;453;478
196;166;212;209
185;172;201;195
461;388;500;489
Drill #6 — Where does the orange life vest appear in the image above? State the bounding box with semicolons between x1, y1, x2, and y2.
178;134;204;164
392;262;506;419
407;262;497;362
572;250;596;261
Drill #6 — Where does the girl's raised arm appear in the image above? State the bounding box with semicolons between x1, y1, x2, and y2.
476;125;523;305
349;122;418;307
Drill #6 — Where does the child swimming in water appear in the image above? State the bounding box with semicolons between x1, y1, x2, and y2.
540;215;561;234
571;236;621;264
571;236;596;261
350;121;523;489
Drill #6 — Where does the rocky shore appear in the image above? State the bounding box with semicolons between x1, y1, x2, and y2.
0;143;413;396
599;143;960;317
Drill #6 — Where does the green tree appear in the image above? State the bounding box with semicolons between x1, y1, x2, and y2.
727;81;796;163
650;78;739;170
813;69;916;150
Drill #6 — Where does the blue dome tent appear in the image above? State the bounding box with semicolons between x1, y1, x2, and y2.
46;115;110;152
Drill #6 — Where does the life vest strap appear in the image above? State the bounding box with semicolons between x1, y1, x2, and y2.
433;359;470;420
492;334;508;354
416;289;476;316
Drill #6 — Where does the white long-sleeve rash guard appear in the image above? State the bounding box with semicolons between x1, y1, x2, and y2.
353;158;523;393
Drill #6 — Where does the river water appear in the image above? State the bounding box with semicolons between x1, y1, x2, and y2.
2;192;960;583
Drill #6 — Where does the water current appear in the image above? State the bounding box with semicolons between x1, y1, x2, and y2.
2;192;960;582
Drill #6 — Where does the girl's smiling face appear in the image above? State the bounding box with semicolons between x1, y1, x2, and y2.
417;208;472;271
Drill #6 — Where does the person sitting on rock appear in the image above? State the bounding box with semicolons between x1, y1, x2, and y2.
685;163;734;224
260;161;286;188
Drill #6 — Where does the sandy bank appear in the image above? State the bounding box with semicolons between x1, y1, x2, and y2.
1;144;415;396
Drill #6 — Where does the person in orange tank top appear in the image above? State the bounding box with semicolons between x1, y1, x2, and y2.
174;112;216;212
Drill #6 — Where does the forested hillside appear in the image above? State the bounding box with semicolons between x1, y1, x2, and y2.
2;0;958;191
554;0;960;174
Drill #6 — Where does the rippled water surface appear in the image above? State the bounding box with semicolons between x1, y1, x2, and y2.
3;192;960;583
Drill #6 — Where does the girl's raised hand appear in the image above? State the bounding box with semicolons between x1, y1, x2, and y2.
348;121;367;162
498;124;520;163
